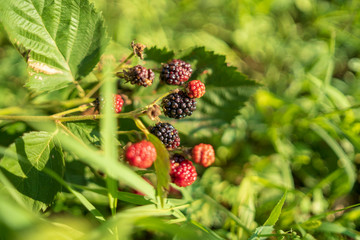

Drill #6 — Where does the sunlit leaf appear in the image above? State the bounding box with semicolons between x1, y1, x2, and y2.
0;0;109;92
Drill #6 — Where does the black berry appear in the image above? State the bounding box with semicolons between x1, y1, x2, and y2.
149;122;180;149
160;59;192;85
162;90;196;119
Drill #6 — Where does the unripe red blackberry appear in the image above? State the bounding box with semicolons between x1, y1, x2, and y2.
162;90;197;119
160;59;192;85
94;94;124;113
113;94;124;113
186;80;206;98
149;122;180;149
120;65;155;87
170;154;197;187
192;143;215;167
125;140;157;168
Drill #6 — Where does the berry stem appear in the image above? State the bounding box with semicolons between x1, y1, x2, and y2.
52;104;92;117
0;109;145;123
150;89;179;106
0;89;179;123
85;73;104;98
74;80;86;98
133;117;150;136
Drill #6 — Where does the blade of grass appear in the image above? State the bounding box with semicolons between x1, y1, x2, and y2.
310;123;356;189
202;194;251;235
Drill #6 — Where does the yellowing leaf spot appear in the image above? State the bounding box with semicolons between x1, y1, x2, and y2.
28;60;63;75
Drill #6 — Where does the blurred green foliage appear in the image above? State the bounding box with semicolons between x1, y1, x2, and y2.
1;0;360;239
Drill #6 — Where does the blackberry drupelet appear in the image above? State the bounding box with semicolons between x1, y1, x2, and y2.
160;59;192;85
162;90;196;119
149;122;180;149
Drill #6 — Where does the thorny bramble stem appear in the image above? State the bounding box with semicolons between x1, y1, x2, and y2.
0;89;178;123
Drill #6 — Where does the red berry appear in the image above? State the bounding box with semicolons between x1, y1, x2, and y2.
125;140;157;168
192;143;215;167
186;80;206;98
170;154;197;187
113;94;124;113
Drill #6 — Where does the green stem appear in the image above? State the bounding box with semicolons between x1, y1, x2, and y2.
85;73;104;99
74;81;86;98
52;105;92;117
150;89;179;106
0;109;145;122
0;89;177;123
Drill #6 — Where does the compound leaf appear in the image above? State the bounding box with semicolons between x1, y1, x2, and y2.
0;131;64;212
0;0;109;92
182;47;259;125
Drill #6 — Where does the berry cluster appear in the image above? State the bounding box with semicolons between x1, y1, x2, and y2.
96;48;214;190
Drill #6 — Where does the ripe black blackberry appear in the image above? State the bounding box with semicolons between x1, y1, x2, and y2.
149;122;180;149
119;65;154;87
162;90;196;119
160;59;192;85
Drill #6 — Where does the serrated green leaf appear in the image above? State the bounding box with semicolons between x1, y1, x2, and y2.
181;47;259;125
0;0;109;92
0;131;64;212
66;121;101;146
263;191;287;226
148;133;170;206
144;47;175;63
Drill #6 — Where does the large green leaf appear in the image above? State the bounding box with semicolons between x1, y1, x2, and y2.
182;47;259;125
0;131;64;211
0;0;109;92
